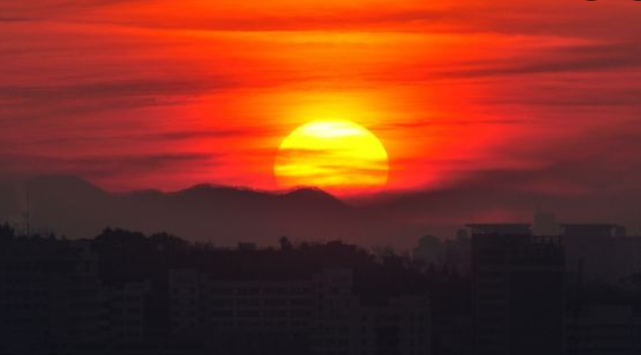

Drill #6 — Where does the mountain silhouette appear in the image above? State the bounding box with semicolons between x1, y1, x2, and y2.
2;173;639;247
0;175;411;247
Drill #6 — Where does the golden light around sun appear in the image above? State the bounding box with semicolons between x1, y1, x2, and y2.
274;120;389;194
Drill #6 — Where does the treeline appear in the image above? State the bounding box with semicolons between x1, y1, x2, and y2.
0;223;470;310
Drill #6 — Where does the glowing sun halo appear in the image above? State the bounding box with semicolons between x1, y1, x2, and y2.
275;120;389;194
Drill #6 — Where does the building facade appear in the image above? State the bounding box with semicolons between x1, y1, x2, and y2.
470;225;565;355
169;267;431;355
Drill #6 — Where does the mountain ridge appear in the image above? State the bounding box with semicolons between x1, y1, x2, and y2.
0;175;407;247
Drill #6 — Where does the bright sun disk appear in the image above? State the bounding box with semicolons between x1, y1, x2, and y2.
274;120;389;194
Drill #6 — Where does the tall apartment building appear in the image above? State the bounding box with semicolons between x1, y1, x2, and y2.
470;224;565;355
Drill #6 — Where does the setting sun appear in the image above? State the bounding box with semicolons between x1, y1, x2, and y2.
274;120;389;194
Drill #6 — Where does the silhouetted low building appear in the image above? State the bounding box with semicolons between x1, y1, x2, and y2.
0;226;442;355
0;236;156;354
103;281;151;347
169;268;314;353
169;267;431;355
0;238;105;353
561;224;641;284
566;304;641;355
431;312;473;355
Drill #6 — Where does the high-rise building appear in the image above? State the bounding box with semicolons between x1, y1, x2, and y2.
470;224;565;355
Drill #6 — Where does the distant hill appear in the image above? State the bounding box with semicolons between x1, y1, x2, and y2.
0;175;419;247
1;174;639;248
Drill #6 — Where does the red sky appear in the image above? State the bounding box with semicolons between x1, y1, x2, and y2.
1;0;641;197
